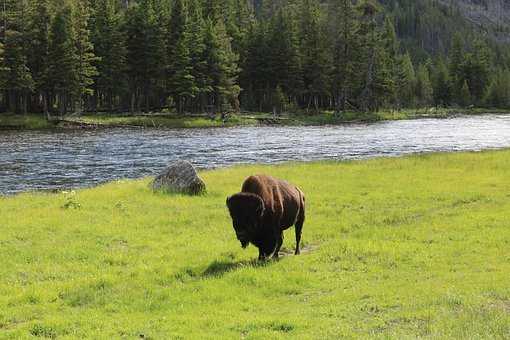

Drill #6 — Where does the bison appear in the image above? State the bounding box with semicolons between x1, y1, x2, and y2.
226;175;305;260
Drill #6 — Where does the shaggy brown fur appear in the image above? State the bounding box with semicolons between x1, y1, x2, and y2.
226;175;305;260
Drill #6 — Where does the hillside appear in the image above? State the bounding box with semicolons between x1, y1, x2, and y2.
382;0;510;57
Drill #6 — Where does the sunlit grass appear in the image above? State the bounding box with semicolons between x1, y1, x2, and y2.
0;114;52;129
1;150;510;338
78;114;257;128
2;107;510;130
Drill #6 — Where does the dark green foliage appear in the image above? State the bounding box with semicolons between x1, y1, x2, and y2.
0;0;34;114
299;0;331;112
415;63;433;107
48;6;77;115
27;0;51;114
124;0;165;112
202;18;240;112
432;58;452;106
0;0;510;116
91;0;127;111
485;69;510;108
396;52;416;108
73;1;98;110
330;0;359;112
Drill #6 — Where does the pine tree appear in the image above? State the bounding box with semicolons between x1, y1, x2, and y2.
330;0;359;112
458;79;471;107
91;0;127;111
167;0;187;65
382;16;399;106
27;0;51;116
0;0;33;114
202;18;240;112
268;10;302;104
167;0;197;113
240;21;271;110
300;0;331;112
464;38;491;104
396;52;416;108
485;69;510;108
415;63;433;106
448;33;465;104
357;0;393;112
271;84;286;115
48;6;78;115
432;58;451;106
73;0;99;112
125;0;165;112
187;0;208;112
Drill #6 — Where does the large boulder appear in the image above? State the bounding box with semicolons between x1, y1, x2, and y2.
151;161;206;195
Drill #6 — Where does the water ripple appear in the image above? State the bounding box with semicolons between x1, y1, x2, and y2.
1;114;510;194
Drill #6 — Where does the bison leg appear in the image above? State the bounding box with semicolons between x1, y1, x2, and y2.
258;248;264;261
273;232;284;259
294;191;306;255
294;212;305;255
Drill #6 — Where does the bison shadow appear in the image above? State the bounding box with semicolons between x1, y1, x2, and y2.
201;258;275;278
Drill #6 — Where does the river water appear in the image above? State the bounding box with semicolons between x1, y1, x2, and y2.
1;114;510;195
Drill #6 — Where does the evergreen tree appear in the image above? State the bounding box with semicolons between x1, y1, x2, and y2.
330;0;359;112
271;84;287;115
125;0;165;112
167;0;197;113
268;10;303;103
73;0;99;112
188;0;208;112
91;0;127;111
415;63;433;106
27;0;51;115
458;79;471;107
448;33;465;104
396;52;416;108
381;16;399;106
464;38;491;104
357;0;393;112
202;18;240;112
485;69;510;108
240;21;271;110
432;58;452;106
0;0;33;114
300;0;331;112
48;6;78;115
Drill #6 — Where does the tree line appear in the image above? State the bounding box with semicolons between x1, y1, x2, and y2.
1;0;509;117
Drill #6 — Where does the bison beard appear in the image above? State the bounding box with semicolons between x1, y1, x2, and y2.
226;175;305;260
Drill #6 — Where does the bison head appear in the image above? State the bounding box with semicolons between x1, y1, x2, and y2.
226;193;265;248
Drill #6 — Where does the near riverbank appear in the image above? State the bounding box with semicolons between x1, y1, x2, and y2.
1;150;509;338
1;107;510;130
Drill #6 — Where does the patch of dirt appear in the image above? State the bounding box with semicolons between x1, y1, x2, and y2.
278;244;318;257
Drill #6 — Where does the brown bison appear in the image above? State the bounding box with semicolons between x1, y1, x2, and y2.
226;175;305;260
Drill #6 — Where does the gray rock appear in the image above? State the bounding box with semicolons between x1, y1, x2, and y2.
151;161;206;195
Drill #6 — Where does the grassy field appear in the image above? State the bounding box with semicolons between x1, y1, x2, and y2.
1;107;510;130
1;150;510;339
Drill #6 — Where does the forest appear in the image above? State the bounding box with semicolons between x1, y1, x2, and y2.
1;0;510;117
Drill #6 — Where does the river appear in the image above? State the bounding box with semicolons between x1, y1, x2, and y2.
1;114;510;194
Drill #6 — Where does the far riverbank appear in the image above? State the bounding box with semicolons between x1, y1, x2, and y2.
1;107;510;130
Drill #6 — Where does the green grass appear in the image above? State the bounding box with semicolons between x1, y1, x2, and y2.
2;150;510;338
76;114;257;128
0;114;53;130
2;107;510;130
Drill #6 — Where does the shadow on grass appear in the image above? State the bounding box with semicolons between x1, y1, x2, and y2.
202;245;317;278
201;259;274;278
